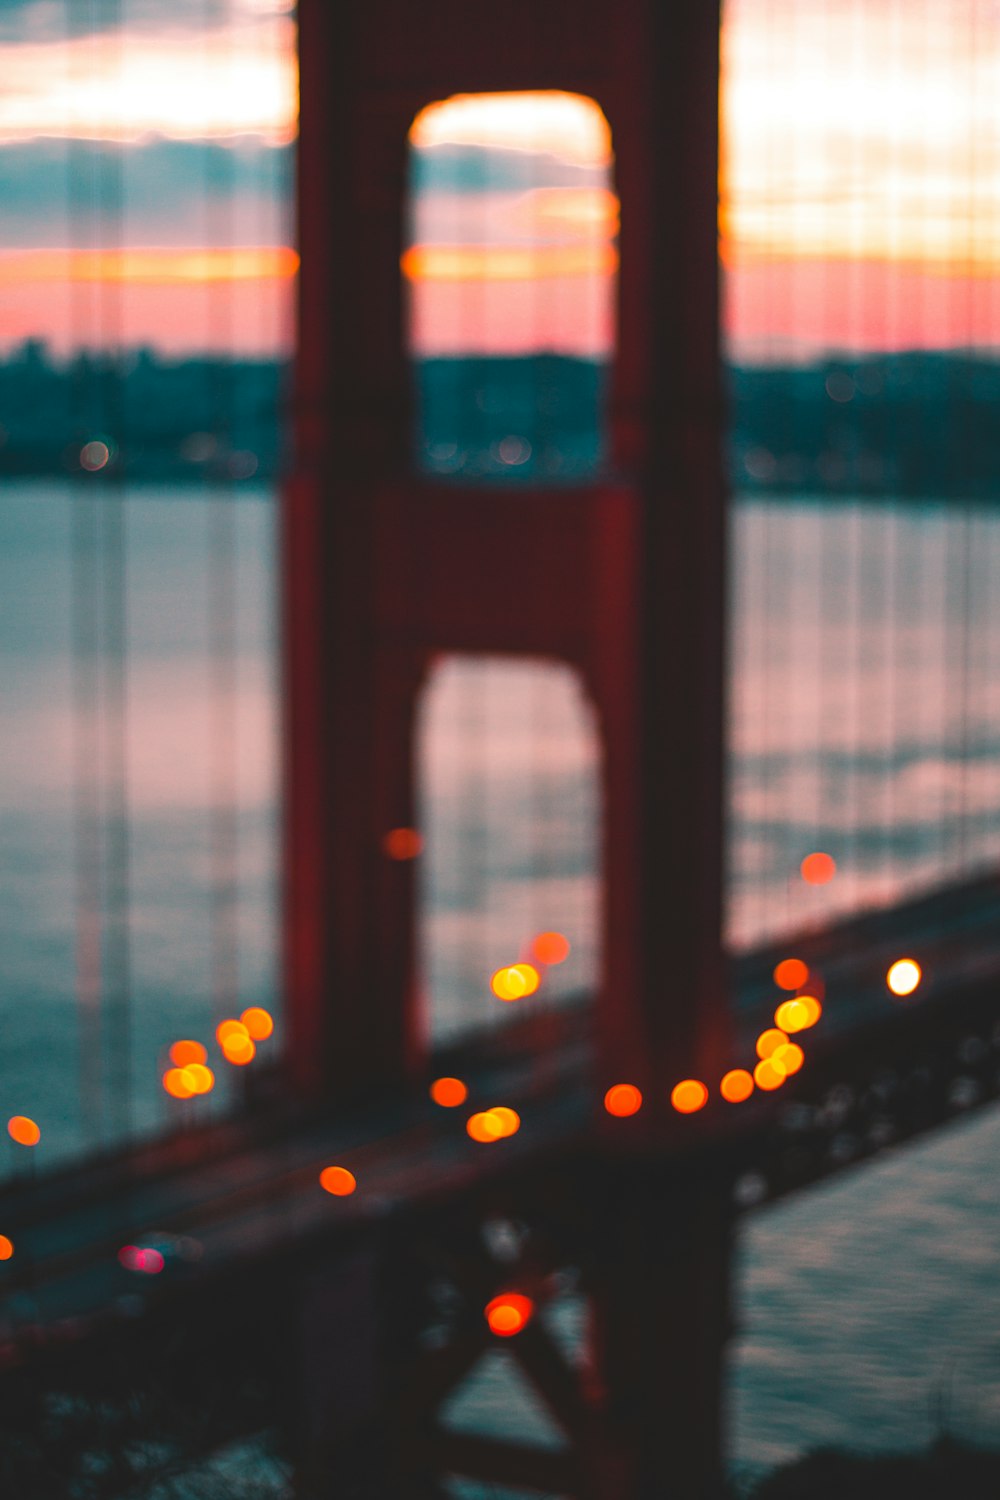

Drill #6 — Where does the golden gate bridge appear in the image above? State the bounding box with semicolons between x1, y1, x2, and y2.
0;1;998;1495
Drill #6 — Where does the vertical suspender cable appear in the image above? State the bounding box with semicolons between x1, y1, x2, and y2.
98;0;133;1147
206;0;241;1039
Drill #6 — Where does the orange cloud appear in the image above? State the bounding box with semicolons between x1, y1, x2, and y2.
401;242;617;283
0;247;298;285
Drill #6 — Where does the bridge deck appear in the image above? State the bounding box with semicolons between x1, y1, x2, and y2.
1;873;998;1364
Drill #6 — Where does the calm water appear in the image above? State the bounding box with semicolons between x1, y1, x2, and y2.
1;481;998;1476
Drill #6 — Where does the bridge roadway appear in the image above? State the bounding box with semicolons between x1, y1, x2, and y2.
0;871;997;1486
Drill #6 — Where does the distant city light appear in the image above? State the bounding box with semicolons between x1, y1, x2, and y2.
720;1069;754;1104
319;1166;357;1196
169;1040;207;1067
484;1292;535;1337
430;1076;468;1107
604;1083;643;1117
755;1029;788;1060
80;439;110;471
240;1007;274;1040
801;852;836;885
490;963;540;1001
773;957;809;991
670;1079;709;1114
7;1116;40;1146
531;931;571;966
383;827;423;860
887;958;922;996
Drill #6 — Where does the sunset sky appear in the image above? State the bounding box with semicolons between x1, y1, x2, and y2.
1;0;998;357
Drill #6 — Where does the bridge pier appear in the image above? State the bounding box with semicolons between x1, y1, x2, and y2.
284;1159;734;1498
589;1163;734;1499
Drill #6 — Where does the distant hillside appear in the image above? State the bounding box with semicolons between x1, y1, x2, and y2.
1;342;998;498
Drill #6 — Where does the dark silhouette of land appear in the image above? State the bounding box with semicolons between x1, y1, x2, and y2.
2;340;999;495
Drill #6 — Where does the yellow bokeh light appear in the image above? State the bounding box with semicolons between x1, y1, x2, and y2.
184;1064;215;1095
0;1235;12;1261
216;1018;248;1046
776;995;822;1032
222;1034;256;1066
490;1107;521;1138
467;1110;505;1143
772;1042;805;1076
887;959;921;996
490;963;540;1001
163;1067;193;1099
754;1058;786;1092
755;1028;788;1060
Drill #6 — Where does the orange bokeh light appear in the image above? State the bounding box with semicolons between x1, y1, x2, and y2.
216;1018;248;1046
801;852;836;885
7;1116;40;1147
169;1039;207;1067
430;1076;468;1108
0;1236;12;1261
775;995;822;1032
163;1067;193;1099
490;1107;521;1138
222;1035;256;1066
319;1166;357;1196
773;958;809;991
184;1063;215;1095
772;1042;805;1076
887;958;922;996
484;1292;535;1337
467;1111;503;1143
754;1058;786;1091
240;1007;274;1041
490;963;540;1001
671;1079;709;1114
720;1069;755;1103
756;1028;788;1060
531;931;571;965
383;826;424;860
604;1083;643;1117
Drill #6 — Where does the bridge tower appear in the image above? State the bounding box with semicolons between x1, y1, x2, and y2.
286;1;729;1492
